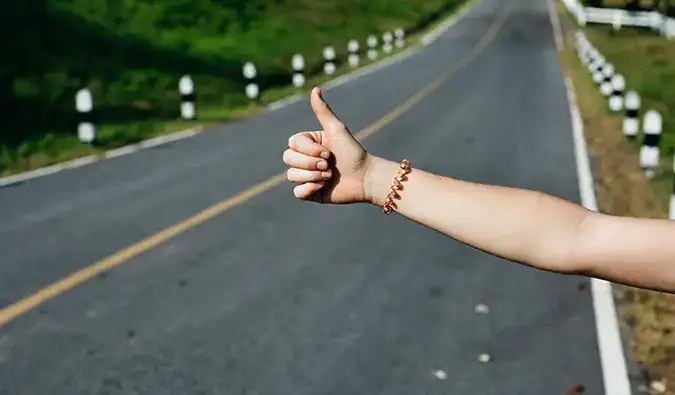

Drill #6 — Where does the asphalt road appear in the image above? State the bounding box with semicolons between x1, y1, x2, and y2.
0;0;608;393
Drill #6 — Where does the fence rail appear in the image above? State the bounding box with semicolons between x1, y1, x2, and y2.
561;0;675;39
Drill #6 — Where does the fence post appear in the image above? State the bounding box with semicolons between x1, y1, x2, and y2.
640;110;662;179
323;46;336;76
348;40;360;67
243;62;259;101
612;10;622;33
609;74;625;112
623;91;640;140
292;54;305;88
367;35;378;60
395;28;405;48
179;75;196;120
76;88;95;144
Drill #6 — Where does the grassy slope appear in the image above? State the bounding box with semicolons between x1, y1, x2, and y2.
0;0;465;176
558;2;675;392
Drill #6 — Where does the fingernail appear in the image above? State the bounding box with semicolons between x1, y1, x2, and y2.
322;171;332;179
317;161;328;170
320;151;330;159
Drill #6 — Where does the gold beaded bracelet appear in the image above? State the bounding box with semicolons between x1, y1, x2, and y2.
383;159;411;215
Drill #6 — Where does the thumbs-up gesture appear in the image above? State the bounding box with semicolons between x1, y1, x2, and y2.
283;87;373;204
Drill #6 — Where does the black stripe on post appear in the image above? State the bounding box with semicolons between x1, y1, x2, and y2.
644;133;660;148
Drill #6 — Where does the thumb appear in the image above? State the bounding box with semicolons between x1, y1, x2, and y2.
310;87;342;131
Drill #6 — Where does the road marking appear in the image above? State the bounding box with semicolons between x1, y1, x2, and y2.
547;0;565;51
562;46;633;395
0;6;510;328
551;1;632;391
0;127;203;189
0;0;482;188
421;0;483;46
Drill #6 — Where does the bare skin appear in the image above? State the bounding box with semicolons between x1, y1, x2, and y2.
282;86;675;294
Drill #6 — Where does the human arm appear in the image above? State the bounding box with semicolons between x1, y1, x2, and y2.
363;155;675;293
283;87;675;293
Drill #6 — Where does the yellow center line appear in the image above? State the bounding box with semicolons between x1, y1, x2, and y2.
0;6;511;329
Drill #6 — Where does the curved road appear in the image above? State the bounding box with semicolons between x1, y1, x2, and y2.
0;0;616;393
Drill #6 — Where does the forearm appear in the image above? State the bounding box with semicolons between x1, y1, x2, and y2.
363;156;593;273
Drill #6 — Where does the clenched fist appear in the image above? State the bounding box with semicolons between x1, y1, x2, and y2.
283;87;374;204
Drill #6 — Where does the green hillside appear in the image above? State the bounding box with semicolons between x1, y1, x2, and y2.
0;0;464;174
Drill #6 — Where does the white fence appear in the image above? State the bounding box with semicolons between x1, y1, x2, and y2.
562;0;675;39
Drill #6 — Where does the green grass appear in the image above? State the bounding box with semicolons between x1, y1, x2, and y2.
0;0;468;176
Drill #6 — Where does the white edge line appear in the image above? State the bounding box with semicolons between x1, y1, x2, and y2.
565;75;632;395
549;3;631;393
0;127;201;188
266;94;303;111
265;0;479;111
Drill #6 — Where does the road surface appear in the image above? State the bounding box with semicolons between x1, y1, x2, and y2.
0;0;612;393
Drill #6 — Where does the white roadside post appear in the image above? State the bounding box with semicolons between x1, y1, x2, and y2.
367;35;378;60
323;46;336;76
292;54;305;89
76;88;95;144
179;75;196;120
600;63;615;97
395;28;405;48
348;39;360;67
243;62;259;101
382;32;393;54
640;110;662;179
609;74;625;112
623;91;640;141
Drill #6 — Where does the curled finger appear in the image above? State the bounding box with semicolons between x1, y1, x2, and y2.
283;149;329;170
287;167;332;184
289;132;330;159
293;181;325;200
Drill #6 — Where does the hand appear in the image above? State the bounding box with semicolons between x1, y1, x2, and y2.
283;87;373;204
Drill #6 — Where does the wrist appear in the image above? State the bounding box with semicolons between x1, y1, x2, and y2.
363;155;399;206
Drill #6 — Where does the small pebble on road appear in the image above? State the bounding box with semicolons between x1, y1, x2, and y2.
474;303;490;314
477;353;491;363
567;384;585;394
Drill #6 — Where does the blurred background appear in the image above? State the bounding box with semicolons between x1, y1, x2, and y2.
0;0;463;177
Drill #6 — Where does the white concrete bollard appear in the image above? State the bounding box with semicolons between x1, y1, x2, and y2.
382;32;393;54
243;62;259;100
600;64;615;96
292;54;305;88
348;39;360;68
640;110;663;179
395;28;405;48
592;57;606;84
76;88;95;143
179;75;196;120
609;74;625;112
367;35;378;60
623;91;640;140
323;46;336;76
